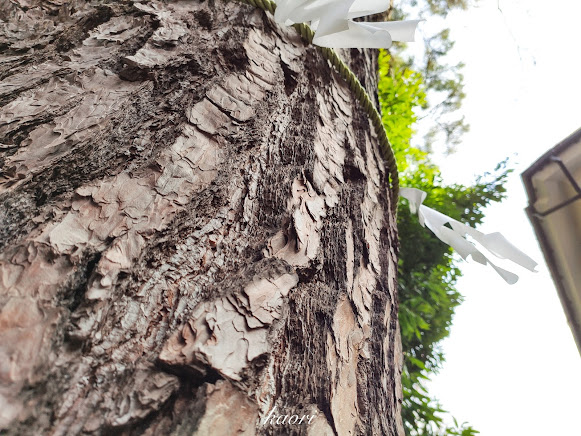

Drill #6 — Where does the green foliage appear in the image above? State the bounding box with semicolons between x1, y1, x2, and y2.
420;29;469;152
379;2;499;433
421;0;470;17
378;50;510;436
394;0;473;153
378;50;427;173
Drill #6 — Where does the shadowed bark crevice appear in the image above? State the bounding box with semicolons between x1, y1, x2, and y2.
54;6;115;53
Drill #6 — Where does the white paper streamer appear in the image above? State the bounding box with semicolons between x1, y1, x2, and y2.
273;0;422;48
400;187;538;284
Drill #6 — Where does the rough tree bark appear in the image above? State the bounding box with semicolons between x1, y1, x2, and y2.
0;1;403;435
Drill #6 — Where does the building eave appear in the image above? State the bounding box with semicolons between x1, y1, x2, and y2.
522;129;581;355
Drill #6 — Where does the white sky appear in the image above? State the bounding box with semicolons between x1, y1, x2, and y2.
412;0;581;434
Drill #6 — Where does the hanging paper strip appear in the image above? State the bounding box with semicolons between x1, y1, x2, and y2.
273;0;422;48
400;187;538;284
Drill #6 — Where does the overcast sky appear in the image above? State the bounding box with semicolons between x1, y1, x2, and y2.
410;0;581;434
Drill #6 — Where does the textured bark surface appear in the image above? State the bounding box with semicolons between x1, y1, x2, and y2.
0;1;403;435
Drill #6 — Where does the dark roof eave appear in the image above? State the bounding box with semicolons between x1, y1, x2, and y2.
522;128;581;355
521;126;581;203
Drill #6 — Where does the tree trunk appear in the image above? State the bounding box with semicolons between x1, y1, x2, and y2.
0;1;403;435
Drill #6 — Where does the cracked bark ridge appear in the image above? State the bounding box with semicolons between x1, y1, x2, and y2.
0;1;403;435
